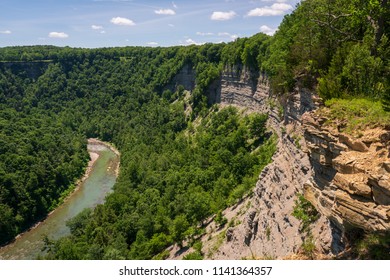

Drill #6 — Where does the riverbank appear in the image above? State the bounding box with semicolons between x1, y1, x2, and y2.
88;138;120;176
0;138;120;254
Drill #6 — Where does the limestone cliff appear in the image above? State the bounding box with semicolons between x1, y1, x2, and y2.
167;66;335;259
303;110;390;233
168;65;389;260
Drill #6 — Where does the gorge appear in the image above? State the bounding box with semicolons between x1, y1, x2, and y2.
0;0;389;260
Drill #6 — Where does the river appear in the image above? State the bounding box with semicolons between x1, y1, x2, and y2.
0;139;120;260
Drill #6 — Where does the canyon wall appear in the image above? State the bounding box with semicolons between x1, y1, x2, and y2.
303;111;390;232
200;67;337;259
168;65;389;260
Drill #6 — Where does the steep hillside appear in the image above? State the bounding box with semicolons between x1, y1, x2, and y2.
168;67;338;260
169;64;389;260
1;0;389;260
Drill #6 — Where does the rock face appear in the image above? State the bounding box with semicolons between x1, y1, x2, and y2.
303;112;390;232
189;67;336;259
167;65;389;260
165;64;196;92
218;65;269;112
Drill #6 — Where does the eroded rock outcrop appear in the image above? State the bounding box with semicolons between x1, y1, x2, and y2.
168;65;388;260
303;111;390;232
218;65;269;113
193;68;335;259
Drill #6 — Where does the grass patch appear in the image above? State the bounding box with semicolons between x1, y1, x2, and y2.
266;226;271;241
301;234;316;259
292;194;319;233
323;98;390;134
207;230;226;258
353;231;390;260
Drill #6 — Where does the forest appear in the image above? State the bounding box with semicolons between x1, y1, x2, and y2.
0;0;389;259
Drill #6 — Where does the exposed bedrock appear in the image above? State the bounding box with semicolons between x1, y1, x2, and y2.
302;112;390;232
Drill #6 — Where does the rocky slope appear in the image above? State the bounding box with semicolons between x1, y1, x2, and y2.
303;111;390;233
167;66;335;259
167;65;389;260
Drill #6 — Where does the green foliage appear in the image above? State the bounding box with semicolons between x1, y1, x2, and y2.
41;101;273;259
0;30;275;258
301;234;316;259
183;251;203;260
263;0;390;99
324;98;390;133
183;240;204;260
292;194;319;233
0;106;88;245
354;231;390;260
383;88;390;112
265;226;271;241
214;211;228;227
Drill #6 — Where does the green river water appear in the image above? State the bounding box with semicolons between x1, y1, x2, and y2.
0;141;119;260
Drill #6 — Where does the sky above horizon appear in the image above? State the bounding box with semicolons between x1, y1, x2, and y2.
0;0;300;48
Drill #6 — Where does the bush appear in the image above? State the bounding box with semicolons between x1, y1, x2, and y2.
292;194;319;232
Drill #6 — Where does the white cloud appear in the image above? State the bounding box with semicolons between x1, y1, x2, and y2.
218;32;238;40
92;25;103;30
147;42;159;46
110;17;135;26
197;32;214;36
49;32;69;38
211;11;237;21
172;2;178;9
186;38;197;45
0;30;11;34
155;9;176;15
272;3;293;10
247;3;292;16
168;24;175;27
181;38;204;46
260;25;277;35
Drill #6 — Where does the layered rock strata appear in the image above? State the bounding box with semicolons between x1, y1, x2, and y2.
168;65;388;260
195;68;334;259
303;112;390;232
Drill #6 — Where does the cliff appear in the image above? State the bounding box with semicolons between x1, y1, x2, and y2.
303;110;390;232
167;65;389;260
201;68;339;259
167;66;335;259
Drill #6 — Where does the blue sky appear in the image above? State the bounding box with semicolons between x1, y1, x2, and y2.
0;0;300;48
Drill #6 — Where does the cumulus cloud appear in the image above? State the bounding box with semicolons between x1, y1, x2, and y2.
147;42;159;46
186;38;197;45
181;38;204;46
272;3;293;10
260;25;277;35
155;9;176;15
247;3;292;16
110;17;135;26
211;11;237;21
49;32;69;38
218;32;238;40
196;32;214;36
0;30;12;34
92;25;103;30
